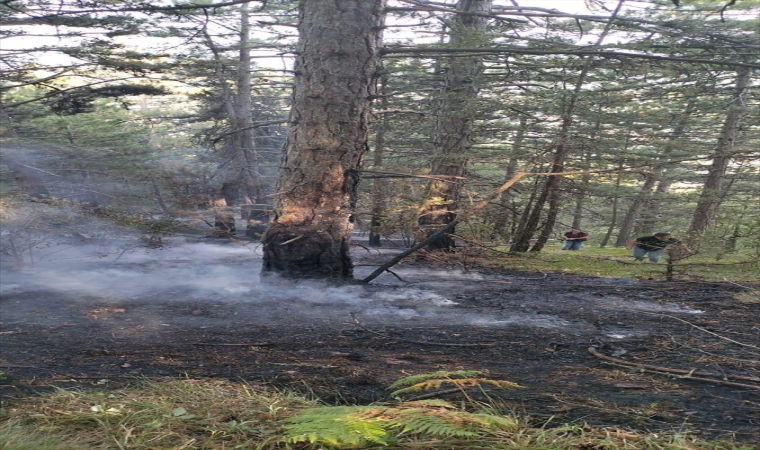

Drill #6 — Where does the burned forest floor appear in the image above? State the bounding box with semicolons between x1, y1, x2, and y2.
1;235;759;445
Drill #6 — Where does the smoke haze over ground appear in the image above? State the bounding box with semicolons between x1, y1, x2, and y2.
2;233;757;444
2;234;708;336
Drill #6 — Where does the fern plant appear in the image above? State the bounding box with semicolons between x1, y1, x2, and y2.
387;370;523;397
282;400;519;448
281;371;523;448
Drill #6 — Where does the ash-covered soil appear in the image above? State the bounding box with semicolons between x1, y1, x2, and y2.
1;237;758;444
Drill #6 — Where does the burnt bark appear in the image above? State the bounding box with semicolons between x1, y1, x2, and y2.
261;0;384;279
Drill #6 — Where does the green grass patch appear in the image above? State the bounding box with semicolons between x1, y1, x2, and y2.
489;246;760;283
1;378;755;450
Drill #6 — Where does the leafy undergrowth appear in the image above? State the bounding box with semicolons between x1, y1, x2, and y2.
1;377;755;450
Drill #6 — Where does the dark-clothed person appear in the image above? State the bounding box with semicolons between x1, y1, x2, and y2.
626;232;690;262
562;229;589;251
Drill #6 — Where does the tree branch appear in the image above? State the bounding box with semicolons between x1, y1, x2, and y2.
381;47;760;69
361;168;624;283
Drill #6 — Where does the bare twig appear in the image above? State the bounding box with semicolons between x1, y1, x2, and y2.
588;347;760;389
641;313;760;353
191;343;273;347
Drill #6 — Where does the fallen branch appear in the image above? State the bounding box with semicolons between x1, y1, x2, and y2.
641;313;760;353
191;343;274;347
588;347;760;390
361;168;628;283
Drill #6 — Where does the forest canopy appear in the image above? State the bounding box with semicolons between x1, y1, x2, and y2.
1;0;758;278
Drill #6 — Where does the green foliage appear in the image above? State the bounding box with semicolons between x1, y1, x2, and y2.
485;246;760;283
282;400;520;447
0;378;753;450
282;405;391;447
282;372;523;447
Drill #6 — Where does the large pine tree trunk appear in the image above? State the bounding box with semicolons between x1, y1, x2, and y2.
417;0;492;251
261;0;384;279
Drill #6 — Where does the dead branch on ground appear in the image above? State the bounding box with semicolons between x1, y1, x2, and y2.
588;347;760;390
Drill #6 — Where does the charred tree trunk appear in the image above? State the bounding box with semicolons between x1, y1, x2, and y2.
417;0;492;251
261;0;384;279
687;66;751;245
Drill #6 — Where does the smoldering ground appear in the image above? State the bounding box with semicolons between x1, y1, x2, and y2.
1;231;758;443
1;234;706;335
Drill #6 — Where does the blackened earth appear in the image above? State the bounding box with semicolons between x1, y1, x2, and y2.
1;238;758;444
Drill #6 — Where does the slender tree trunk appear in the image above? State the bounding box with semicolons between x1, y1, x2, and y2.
634;100;697;237
150;174;172;216
3;151;51;200
0;103;19;138
417;0;492;251
261;0;384;279
687;66;751;245
512;0;625;252
614;173;657;247
599;165;624;247
493;116;528;236
369;74;389;248
570;115;601;230
206;5;264;235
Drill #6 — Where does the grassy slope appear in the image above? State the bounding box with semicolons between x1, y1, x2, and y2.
1;379;756;450
487;246;760;284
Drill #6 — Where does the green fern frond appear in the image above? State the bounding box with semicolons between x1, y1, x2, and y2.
394;408;480;437
387;370;485;391
468;412;521;430
282;401;520;447
282;406;391;446
281;372;523;447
